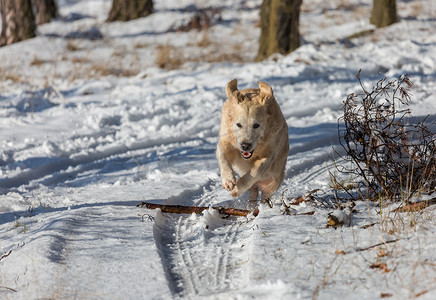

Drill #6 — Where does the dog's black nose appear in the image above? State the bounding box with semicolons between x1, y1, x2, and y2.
241;143;252;151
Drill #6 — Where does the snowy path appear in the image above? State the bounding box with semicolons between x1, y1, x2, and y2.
151;179;256;297
149;120;340;298
154;212;254;297
0;201;172;299
44;205;172;299
1;0;436;298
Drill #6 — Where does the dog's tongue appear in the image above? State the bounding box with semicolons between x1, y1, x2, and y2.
242;151;252;159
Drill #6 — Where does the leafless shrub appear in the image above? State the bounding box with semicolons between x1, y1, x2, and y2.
336;71;436;202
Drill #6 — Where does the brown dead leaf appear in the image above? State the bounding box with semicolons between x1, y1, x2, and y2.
327;215;344;228
335;249;346;255
377;249;388;258
381;293;393;298
370;262;391;273
289;189;320;205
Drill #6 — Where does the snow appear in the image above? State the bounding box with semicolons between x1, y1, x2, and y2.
1;0;436;299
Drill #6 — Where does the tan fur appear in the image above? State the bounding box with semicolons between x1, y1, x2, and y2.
216;79;289;202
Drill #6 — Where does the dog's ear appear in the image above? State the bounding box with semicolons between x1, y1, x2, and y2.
226;79;244;103
258;81;274;105
226;79;238;97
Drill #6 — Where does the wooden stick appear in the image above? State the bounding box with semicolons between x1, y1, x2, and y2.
137;202;259;217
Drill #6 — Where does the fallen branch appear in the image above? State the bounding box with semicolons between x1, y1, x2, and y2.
393;198;436;213
137;202;259;217
0;286;17;293
0;250;12;262
355;239;400;252
336;239;400;255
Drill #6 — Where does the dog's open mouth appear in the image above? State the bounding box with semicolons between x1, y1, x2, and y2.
241;150;254;159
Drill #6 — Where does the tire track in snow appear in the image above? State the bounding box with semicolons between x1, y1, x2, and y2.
152;123;339;296
153;185;255;297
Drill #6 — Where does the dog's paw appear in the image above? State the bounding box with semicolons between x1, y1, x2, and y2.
222;177;236;191
230;186;240;198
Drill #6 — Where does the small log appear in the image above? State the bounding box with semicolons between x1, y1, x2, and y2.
137;202;259;217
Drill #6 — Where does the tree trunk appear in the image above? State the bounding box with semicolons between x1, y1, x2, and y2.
370;0;398;28
0;0;36;46
107;0;153;22
34;0;58;25
256;0;302;61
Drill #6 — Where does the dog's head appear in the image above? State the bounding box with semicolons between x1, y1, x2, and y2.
225;79;275;160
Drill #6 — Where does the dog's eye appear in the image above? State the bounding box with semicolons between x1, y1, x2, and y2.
253;123;260;129
236;123;242;128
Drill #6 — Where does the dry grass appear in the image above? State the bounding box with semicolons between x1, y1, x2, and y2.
154;40;247;69
204;52;245;63
0;69;21;83
111;46;128;58
66;41;81;51
377;199;433;234
174;8;221;32
197;31;212;48
410;2;424;18
134;42;150;49
71;56;89;64
87;63;139;78
336;0;355;11
155;44;184;70
30;56;50;66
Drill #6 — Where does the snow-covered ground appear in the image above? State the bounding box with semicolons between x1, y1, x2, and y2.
1;0;436;299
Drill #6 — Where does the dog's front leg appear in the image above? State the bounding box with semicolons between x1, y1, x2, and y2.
217;145;236;191
231;174;256;197
231;158;269;197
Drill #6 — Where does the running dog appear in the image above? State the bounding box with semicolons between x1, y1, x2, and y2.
216;79;289;203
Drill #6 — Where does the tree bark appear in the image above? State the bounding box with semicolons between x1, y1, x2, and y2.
370;0;398;28
0;0;36;46
137;202;259;217
34;0;58;25
107;0;153;22
256;0;302;61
